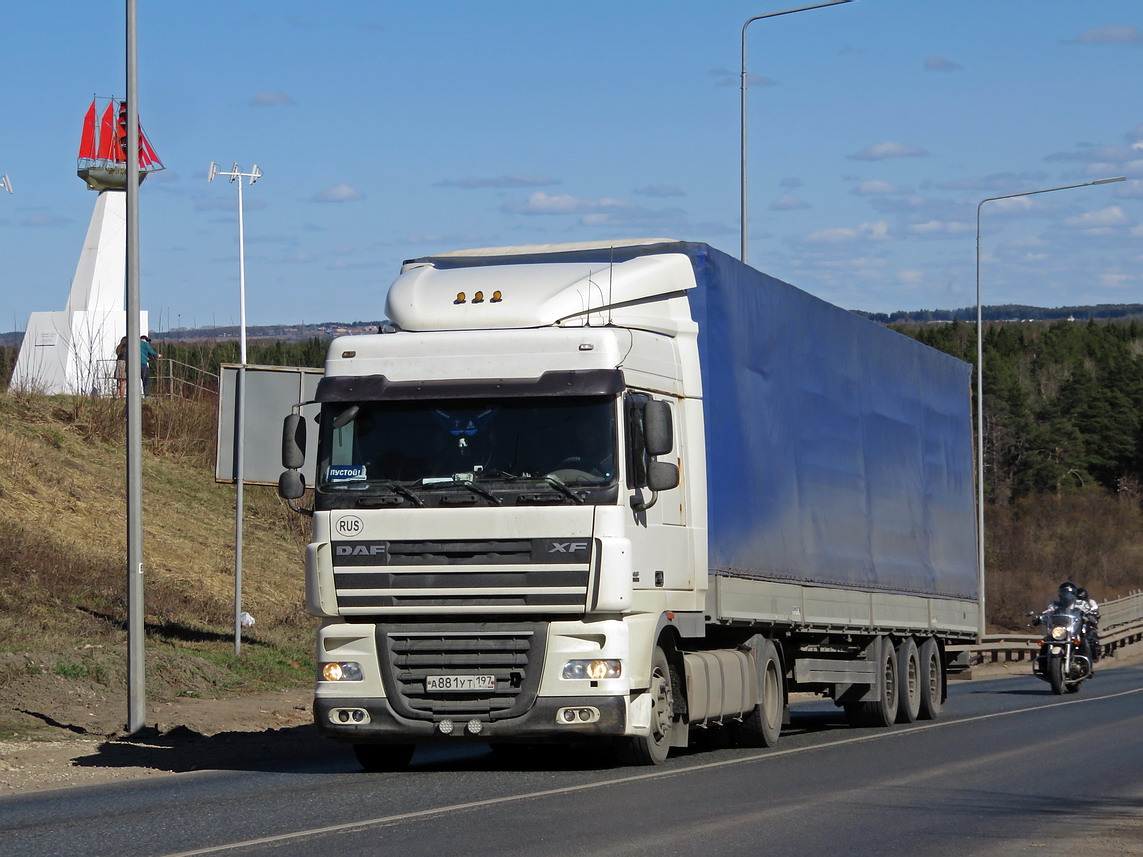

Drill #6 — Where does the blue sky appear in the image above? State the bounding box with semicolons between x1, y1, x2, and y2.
2;1;1142;330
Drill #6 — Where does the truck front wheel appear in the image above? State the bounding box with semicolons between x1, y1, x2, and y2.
616;647;676;766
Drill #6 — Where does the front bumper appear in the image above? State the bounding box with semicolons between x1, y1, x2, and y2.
315;694;627;744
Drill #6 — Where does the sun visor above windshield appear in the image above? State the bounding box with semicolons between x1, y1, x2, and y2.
315;368;625;402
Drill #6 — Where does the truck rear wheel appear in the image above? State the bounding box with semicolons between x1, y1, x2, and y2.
895;637;921;723
616;646;675;766
917;637;944;720
353;743;415;772
731;638;784;748
845;637;899;727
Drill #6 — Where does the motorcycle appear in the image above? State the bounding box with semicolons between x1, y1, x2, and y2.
1029;605;1094;695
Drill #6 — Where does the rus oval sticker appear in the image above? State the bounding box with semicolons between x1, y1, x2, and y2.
335;515;364;537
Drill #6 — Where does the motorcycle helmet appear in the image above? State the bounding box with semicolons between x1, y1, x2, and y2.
1058;581;1078;608
1076;587;1088;601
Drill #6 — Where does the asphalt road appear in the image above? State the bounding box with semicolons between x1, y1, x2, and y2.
3;664;1142;857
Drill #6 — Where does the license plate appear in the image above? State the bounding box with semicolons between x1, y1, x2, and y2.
426;674;496;692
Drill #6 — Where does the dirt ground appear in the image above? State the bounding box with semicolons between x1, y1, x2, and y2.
0;649;1139;798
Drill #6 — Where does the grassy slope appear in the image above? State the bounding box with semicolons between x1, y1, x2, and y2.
0;392;314;739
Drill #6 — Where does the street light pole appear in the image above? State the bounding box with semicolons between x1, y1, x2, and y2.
740;0;851;264
207;161;263;655
974;175;1124;642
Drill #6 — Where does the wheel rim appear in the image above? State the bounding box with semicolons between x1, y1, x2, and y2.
884;654;897;708
762;659;781;727
650;665;672;745
926;650;939;704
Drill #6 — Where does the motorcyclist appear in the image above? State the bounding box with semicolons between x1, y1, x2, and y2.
1031;581;1099;670
1076;586;1101;663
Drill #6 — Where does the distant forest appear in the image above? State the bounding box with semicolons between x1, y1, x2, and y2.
856;303;1143;325
895;318;1143;504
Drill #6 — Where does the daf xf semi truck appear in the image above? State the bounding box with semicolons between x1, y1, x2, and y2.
277;240;980;769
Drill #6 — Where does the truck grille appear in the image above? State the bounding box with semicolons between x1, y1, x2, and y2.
332;538;592;615
377;624;546;721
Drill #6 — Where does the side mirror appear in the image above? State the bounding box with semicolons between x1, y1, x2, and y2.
647;461;679;492
282;414;306;469
278;469;306;500
643;400;674;457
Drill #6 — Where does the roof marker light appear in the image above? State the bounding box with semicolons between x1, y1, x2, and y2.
454;292;466;304
491;290;503;303
473;291;484;303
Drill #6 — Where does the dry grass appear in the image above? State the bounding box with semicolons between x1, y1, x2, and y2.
987;491;1143;631
0;392;312;691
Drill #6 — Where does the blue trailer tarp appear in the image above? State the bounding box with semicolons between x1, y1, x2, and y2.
684;244;977;601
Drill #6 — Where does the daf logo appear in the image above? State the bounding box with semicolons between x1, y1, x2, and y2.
549;542;588;553
335;544;387;556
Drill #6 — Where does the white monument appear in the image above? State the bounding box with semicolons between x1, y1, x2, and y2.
11;97;163;395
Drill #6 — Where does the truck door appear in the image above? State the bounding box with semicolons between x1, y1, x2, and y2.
626;393;691;590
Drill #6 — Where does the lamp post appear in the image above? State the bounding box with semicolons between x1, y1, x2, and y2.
1;174;11;194
207;161;263;655
974;175;1125;642
740;0;851;263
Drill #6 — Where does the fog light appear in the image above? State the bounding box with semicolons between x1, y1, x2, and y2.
339;710;350;722
562;659;621;680
556;706;600;725
321;662;364;682
439;719;454;735
467;719;483;735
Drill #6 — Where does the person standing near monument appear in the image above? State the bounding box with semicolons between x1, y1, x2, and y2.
139;335;161;397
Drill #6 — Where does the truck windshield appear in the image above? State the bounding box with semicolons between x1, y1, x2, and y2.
317;395;617;492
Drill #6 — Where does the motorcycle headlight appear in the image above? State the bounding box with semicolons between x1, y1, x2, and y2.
1050;626;1069;641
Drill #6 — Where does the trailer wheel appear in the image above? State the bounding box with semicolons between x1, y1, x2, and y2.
353;743;415;772
845;637;899;727
895;637;921;724
917;637;944;720
616;646;675;766
731;638;784;748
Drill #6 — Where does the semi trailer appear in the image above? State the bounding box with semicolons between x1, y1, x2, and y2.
277;239;980;769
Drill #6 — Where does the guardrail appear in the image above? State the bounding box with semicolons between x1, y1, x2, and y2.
950;589;1143;667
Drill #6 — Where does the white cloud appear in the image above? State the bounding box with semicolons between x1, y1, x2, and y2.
769;194;810;211
907;220;972;235
249;91;296;107
1063;205;1130;230
504;191;627;215
1070;25;1143;45
924;56;962;71
803;220;890;244
852;180;912;195
849;141;928;160
314;183;365;203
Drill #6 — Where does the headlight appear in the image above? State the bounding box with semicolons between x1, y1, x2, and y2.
562;659;621;680
321;661;364;681
1050;626;1069;641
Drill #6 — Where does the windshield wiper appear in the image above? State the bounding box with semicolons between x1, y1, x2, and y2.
476;468;584;505
379;480;425;507
539;475;584;504
427;479;503;505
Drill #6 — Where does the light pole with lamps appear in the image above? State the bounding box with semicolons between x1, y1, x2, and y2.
740;0;852;263
974;175;1125;642
208;160;263;655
